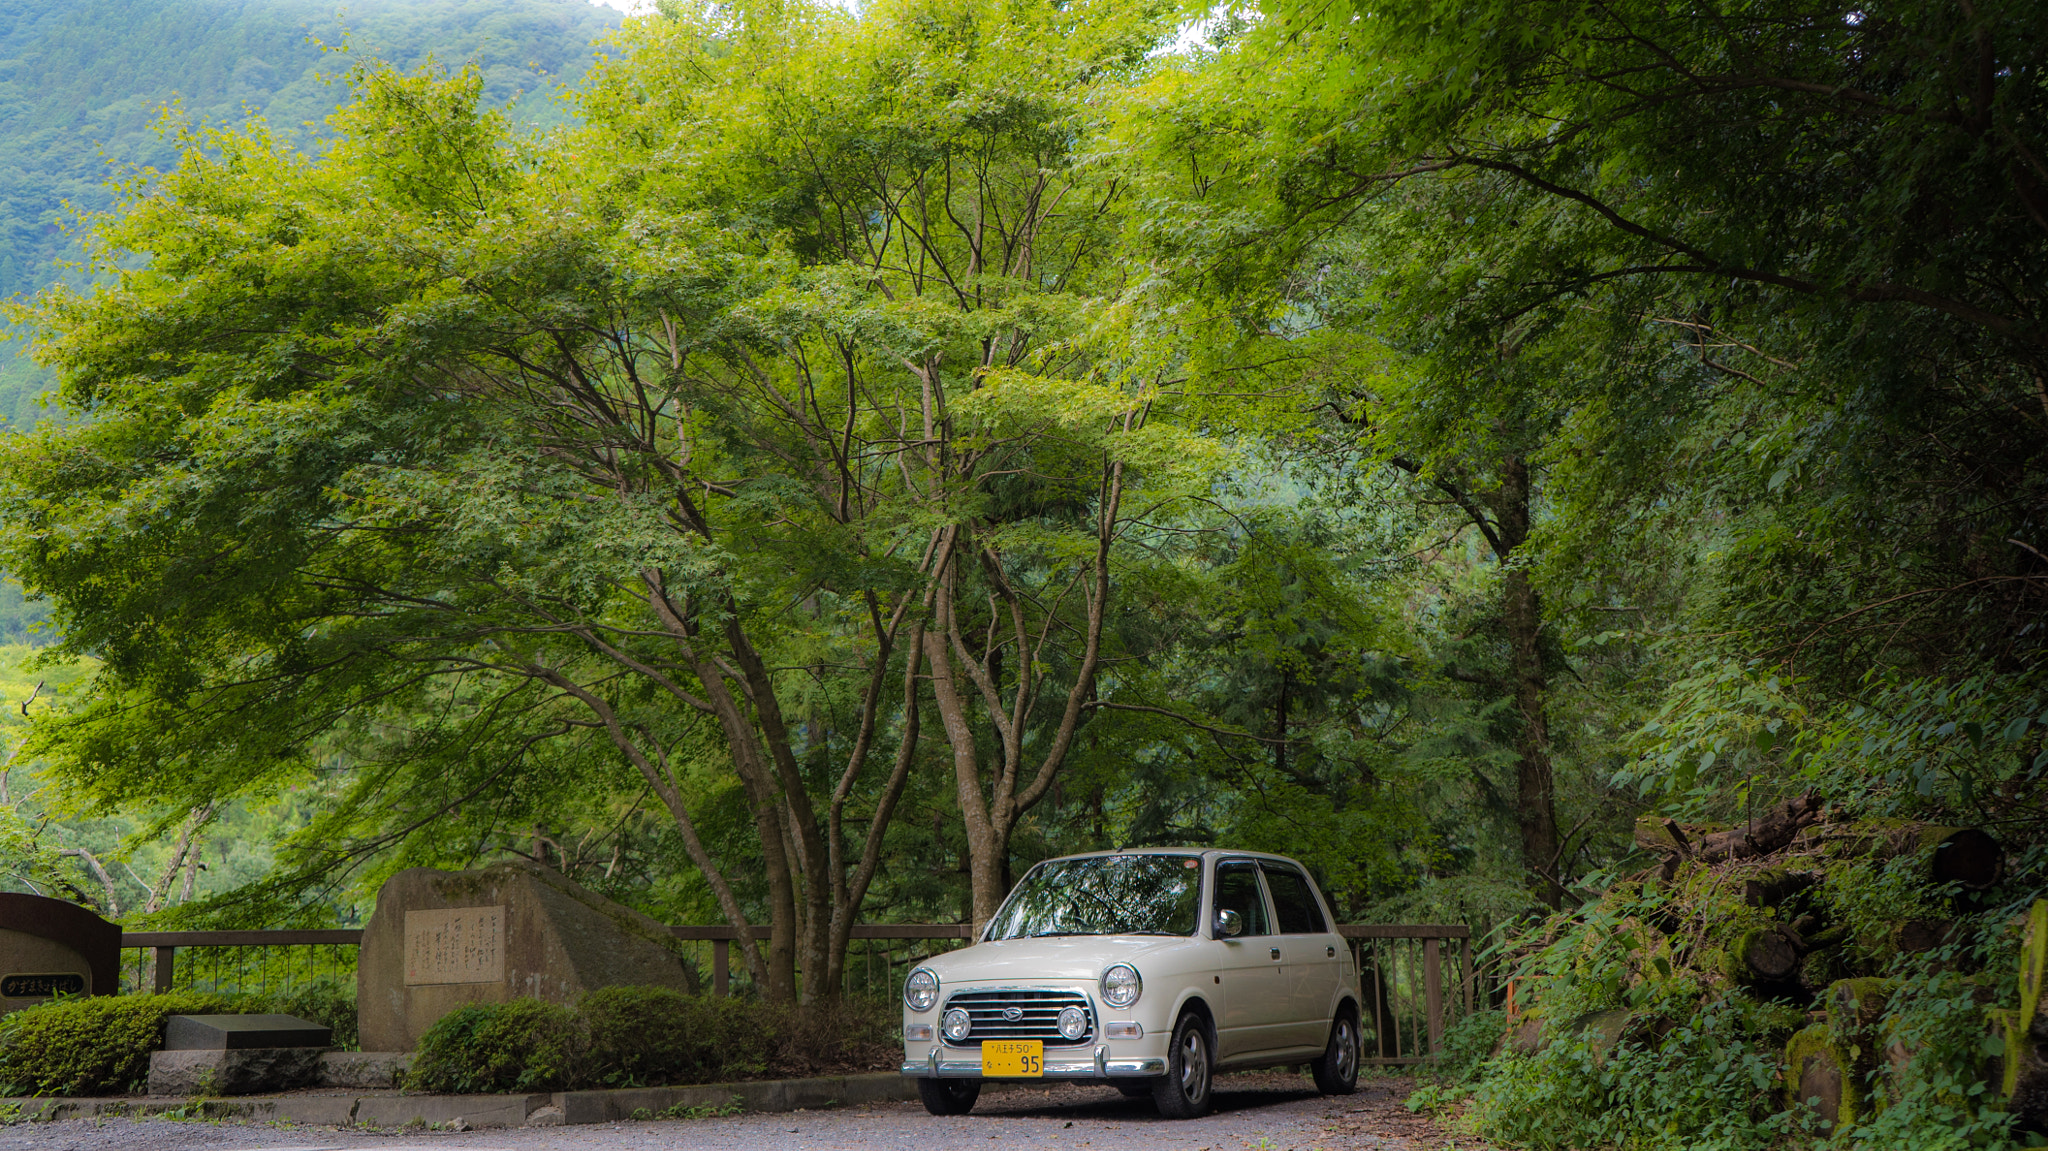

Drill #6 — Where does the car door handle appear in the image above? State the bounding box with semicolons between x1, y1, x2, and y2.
1269;947;1281;960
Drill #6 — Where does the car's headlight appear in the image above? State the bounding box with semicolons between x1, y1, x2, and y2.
904;967;939;1012
942;1007;973;1042
1058;1004;1089;1040
1101;963;1142;1008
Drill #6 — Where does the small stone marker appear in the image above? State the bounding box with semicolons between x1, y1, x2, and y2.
0;892;119;1016
358;861;699;1051
164;1013;333;1050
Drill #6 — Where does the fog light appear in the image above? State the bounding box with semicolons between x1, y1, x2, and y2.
943;1007;972;1042
1104;1021;1142;1040
1058;1004;1088;1040
905;1023;934;1042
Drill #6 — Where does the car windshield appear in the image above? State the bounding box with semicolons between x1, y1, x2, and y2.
984;854;1203;939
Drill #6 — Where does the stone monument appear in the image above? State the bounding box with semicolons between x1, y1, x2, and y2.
0;893;120;1016
358;860;698;1051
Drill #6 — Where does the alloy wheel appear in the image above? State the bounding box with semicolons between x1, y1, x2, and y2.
1179;1029;1209;1103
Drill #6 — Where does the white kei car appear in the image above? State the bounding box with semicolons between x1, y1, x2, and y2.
899;848;1361;1118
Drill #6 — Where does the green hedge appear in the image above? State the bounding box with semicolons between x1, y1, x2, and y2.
0;979;358;1097
406;988;895;1094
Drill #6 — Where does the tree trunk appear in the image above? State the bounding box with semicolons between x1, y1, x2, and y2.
920;457;1124;934
1493;455;1563;907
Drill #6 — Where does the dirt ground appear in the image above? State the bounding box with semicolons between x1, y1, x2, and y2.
0;1073;1478;1151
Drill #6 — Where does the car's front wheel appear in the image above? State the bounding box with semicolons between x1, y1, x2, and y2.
917;1078;982;1115
1151;1010;1215;1119
1311;1006;1360;1095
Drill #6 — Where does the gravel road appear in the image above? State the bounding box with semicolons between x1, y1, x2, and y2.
0;1074;1465;1151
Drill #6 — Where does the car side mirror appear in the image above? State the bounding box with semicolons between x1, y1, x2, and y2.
1213;909;1242;938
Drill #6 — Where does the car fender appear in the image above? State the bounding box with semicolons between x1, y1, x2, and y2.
1164;985;1218;1041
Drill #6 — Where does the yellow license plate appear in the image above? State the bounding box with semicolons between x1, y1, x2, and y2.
981;1039;1044;1077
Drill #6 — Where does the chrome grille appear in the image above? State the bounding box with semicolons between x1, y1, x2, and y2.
943;989;1094;1046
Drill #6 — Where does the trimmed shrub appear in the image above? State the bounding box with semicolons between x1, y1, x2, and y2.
407;989;900;1093
0;991;239;1096
581;987;763;1087
0;983;360;1097
408;999;585;1094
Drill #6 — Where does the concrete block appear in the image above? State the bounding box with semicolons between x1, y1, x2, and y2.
164;1014;332;1050
555;1083;737;1124
352;1092;549;1129
148;1048;323;1096
837;1071;924;1105
316;1050;413;1089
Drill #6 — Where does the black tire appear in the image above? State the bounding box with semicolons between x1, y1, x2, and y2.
1151;1010;1215;1119
1311;1007;1361;1096
1112;1080;1152;1097
917;1078;982;1115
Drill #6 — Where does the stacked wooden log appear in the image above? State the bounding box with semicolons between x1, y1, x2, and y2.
1993;901;2048;1135
1619;799;2039;1134
1632;799;2003;996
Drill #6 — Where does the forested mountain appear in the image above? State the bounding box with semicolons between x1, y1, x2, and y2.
0;0;619;431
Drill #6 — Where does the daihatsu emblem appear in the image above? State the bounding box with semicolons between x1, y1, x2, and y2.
1003;1006;1023;1021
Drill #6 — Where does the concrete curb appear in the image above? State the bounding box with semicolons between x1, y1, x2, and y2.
1;1070;921;1128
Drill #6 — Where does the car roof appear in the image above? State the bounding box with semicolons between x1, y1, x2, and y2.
1034;847;1304;866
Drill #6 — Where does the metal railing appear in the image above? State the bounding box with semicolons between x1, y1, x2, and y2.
664;924;973;999
118;925;976;1001
122;930;361;996
123;921;1484;1064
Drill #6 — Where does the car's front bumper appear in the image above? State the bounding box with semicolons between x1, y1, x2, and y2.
899;1045;1166;1079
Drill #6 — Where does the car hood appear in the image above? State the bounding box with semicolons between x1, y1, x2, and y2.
920;935;1208;984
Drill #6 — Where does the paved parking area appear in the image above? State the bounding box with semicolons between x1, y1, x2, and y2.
0;1075;1465;1151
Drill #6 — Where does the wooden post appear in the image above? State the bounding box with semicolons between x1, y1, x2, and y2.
1423;937;1443;1055
1462;934;1475;1015
713;938;729;998
153;946;175;993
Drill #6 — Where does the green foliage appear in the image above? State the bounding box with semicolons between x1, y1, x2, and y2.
1464;1002;1806;1151
254;979;358;1053
581;986;758;1087
407;988;899;1093
1428;1007;1507;1086
0;991;237;1096
409;999;584;1095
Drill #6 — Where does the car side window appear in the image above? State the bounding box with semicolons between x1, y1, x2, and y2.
1262;865;1328;935
1213;861;1270;936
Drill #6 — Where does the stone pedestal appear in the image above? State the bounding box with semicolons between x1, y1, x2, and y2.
0;893;120;1016
357;861;697;1051
315;1050;413;1088
148;1048;324;1096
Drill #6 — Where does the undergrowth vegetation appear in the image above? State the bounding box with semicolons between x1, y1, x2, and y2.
1412;793;2046;1149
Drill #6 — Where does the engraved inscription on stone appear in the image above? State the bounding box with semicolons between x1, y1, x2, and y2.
1;973;84;997
404;907;505;986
